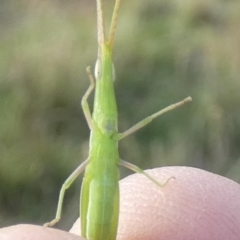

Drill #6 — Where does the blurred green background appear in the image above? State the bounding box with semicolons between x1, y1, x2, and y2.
1;0;240;230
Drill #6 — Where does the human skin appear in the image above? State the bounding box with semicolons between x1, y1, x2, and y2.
1;167;240;240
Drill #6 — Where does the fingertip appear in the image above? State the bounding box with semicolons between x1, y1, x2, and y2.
0;224;83;240
118;167;240;240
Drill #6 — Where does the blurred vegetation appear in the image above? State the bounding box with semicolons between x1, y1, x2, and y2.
1;0;240;230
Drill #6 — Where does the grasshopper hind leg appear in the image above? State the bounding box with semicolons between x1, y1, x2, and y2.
43;159;89;227
119;160;175;188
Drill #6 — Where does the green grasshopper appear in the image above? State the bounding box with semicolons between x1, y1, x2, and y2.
45;0;192;239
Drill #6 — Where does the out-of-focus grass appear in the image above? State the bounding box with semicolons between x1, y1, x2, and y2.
0;0;240;230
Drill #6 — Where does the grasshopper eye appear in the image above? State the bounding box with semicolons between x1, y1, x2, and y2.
95;59;115;82
94;59;102;80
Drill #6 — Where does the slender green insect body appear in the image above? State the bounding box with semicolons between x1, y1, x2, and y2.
81;43;120;239
44;0;192;239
